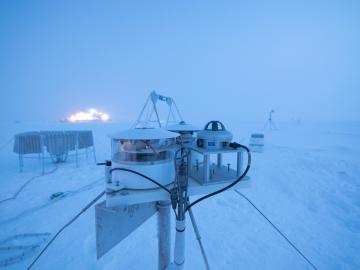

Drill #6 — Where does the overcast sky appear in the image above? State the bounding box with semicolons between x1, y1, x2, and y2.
0;0;359;123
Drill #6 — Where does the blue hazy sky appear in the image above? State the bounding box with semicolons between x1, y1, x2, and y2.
0;0;359;123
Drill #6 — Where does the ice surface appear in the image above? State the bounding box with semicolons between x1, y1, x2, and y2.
0;121;359;269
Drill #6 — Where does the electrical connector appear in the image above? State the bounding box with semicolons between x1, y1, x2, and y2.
171;188;178;210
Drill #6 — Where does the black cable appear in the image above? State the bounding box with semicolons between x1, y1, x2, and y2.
27;191;105;270
185;144;251;212
234;190;318;270
110;167;171;194
0;165;58;204
187;198;210;270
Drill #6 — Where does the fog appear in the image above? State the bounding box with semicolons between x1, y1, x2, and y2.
1;0;359;124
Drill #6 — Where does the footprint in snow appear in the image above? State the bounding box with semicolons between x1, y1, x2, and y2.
0;233;50;267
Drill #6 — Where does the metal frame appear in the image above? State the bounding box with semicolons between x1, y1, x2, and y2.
97;153;250;269
14;130;96;174
188;146;245;185
95;91;251;269
263;109;278;131
134;91;183;128
97;136;250;270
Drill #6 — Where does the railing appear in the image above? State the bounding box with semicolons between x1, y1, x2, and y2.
13;130;96;173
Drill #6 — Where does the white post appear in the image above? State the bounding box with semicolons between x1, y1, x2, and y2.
173;219;186;270
188;208;210;270
217;153;222;168
237;151;243;177
157;201;171;270
204;154;209;183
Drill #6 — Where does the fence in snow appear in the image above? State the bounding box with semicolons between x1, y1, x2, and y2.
13;130;96;173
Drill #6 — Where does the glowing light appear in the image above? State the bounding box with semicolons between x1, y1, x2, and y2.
69;115;77;122
67;109;110;123
101;113;110;121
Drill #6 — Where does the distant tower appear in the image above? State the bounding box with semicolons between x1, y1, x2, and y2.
263;109;278;131
134;91;183;128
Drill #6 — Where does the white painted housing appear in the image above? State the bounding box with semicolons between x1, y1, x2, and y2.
110;128;179;189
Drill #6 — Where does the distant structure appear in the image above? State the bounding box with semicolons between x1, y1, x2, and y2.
67;108;110;123
262;109;278;131
134;91;183;128
13;130;96;174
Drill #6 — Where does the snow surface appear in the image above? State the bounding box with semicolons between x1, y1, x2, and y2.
0;121;359;270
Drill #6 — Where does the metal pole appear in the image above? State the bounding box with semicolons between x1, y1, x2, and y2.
166;103;173;127
204;154;209;183
157;200;171;270
217;153;222;168
237;151;243;177
170;151;188;270
152;101;162;128
173;219;186;270
188;207;210;270
173;101;183;122
134;95;150;128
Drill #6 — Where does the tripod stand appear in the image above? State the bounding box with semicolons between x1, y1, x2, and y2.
262;109;278;131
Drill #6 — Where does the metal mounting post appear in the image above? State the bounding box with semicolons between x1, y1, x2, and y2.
237;151;243;177
217;153;222;168
203;154;209;183
173;219;186;270
188;207;210;270
157;200;171;270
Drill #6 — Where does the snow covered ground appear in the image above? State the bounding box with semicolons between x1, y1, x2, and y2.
0;121;359;270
